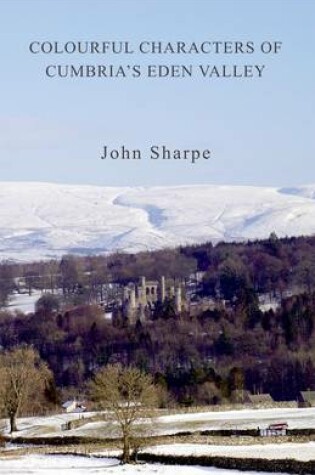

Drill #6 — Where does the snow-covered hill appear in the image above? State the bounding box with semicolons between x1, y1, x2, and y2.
1;182;315;261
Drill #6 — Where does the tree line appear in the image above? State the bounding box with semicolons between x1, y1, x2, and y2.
1;234;315;415
1;234;315;305
1;289;315;404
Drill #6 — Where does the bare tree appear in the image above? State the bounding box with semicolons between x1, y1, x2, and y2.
90;364;157;463
0;346;53;432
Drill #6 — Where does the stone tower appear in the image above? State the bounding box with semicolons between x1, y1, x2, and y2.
175;286;182;313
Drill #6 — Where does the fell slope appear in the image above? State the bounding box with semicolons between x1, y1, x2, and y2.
0;182;315;260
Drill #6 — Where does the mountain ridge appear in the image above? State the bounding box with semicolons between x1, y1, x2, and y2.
0;181;315;261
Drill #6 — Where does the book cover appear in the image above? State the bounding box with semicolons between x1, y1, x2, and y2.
1;0;315;471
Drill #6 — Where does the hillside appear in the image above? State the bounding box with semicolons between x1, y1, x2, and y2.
1;182;315;260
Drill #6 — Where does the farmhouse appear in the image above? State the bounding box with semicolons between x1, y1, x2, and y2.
62;400;86;413
230;391;274;406
248;393;274;407
298;390;315;407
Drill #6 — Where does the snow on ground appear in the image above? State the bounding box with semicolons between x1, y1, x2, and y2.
148;442;315;461
154;407;315;432
7;290;42;314
4;407;315;439
3;408;315;473
1;412;100;437
0;454;279;475
1;182;315;261
0;454;118;475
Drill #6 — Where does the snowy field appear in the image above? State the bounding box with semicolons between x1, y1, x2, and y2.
1;444;314;475
154;407;315;432
7;290;42;314
3;406;315;439
0;455;118;475
147;442;315;461
0;454;283;475
2;408;315;473
1;182;315;260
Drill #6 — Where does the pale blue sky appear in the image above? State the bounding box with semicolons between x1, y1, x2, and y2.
0;0;314;187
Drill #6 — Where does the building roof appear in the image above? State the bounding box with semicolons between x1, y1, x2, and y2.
62;400;76;409
268;422;288;430
230;389;251;403
300;391;315;403
248;393;273;404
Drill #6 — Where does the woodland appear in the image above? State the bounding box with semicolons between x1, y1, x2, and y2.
0;233;315;407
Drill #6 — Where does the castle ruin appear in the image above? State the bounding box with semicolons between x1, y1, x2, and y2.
121;275;183;324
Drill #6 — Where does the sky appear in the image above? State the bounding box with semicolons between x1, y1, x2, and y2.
0;0;314;187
